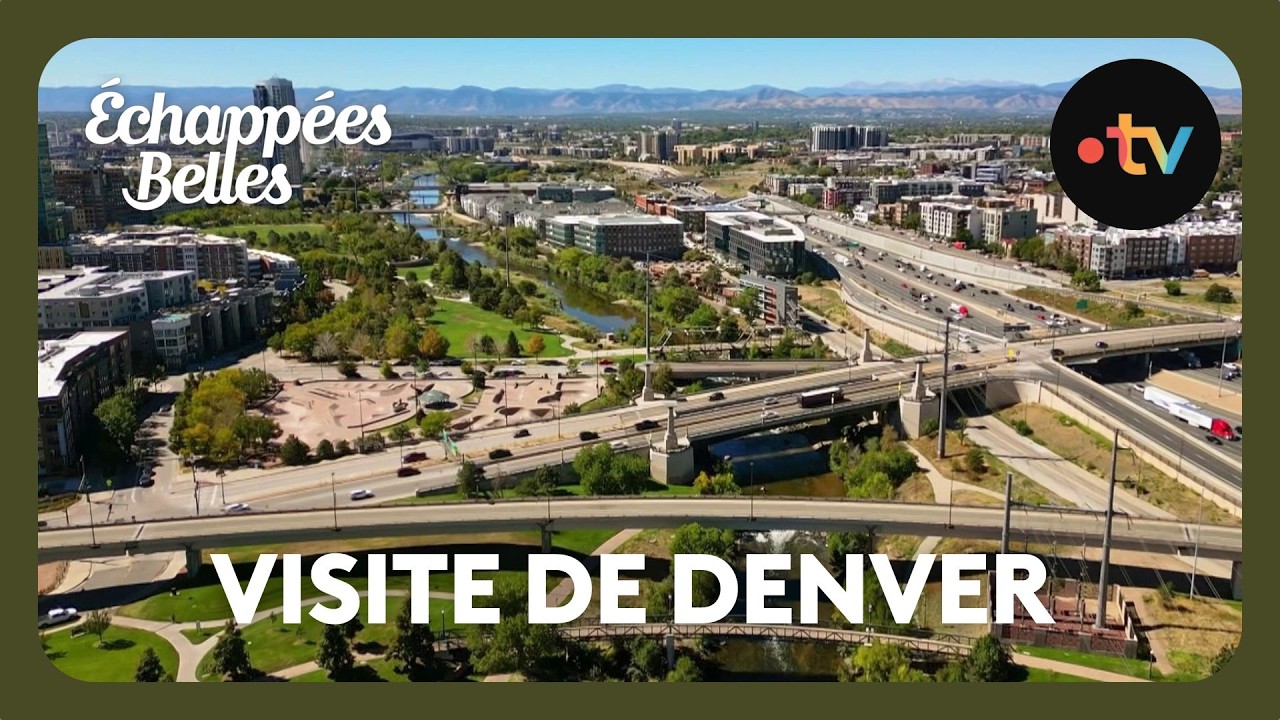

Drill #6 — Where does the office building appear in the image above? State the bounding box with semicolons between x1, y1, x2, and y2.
252;77;304;186
38;123;66;248
38;330;132;476
737;274;799;327
810;124;888;152
639;130;673;162
705;212;806;277
546;214;684;259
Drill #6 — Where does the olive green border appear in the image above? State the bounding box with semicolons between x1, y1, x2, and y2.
4;3;1264;715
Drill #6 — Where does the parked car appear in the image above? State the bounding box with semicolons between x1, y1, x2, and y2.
579;431;599;441
403;451;427;463
350;489;375;501
488;448;512;460
952;363;967;371
223;503;252;514
708;391;725;402
39;607;79;628
599;358;615;366
635;419;660;431
511;359;525;366
396;466;420;477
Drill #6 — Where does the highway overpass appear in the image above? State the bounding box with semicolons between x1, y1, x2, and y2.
665;360;847;379
36;496;1242;565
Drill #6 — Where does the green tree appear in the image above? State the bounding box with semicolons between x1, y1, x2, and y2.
965;635;1015;682
573;442;650;495
419;411;452;439
666;655;703;682
505;330;522;359
385;594;438;679
388;424;412;446
626;638;667;681
692;470;740;495
653;363;677;395
526;334;546;359
827;531;872;569
731;287;762;325
209;621;254;681
315;439;337;461
670;523;736;562
82;609;112;645
1210;643;1237;674
1163;280;1183;296
479;334;498;358
342;616;365;642
134;646;167;682
457;460;486;498
516;465;559;496
94;388;140;460
964;447;986;475
464;576;568;680
317;623;355;680
840;641;929;682
279;435;311;465
1071;269;1102;292
1204;283;1236;304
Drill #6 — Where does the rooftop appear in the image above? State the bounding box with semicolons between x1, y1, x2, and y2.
38;269;194;300
72;226;244;248
38;331;128;400
706;212;805;244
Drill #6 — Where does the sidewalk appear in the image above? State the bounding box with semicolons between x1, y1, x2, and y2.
1013;652;1151;682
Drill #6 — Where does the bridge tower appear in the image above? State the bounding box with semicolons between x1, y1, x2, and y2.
641;361;656;402
648;403;696;485
896;358;940;439
858;329;874;363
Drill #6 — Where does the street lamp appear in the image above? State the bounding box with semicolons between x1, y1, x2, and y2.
217;468;227;506
79;456;98;547
357;391;366;438
330;472;339;532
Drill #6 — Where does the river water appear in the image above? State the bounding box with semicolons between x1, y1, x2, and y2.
403;176;637;334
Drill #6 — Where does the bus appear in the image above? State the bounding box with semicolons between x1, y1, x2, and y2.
797;386;844;408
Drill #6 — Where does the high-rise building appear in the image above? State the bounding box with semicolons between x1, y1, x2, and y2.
810;124;889;152
37;123;65;248
252;77;304;186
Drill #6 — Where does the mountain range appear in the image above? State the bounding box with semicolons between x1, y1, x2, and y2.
37;79;1242;117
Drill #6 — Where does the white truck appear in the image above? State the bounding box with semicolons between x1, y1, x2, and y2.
834;253;851;267
1142;385;1191;412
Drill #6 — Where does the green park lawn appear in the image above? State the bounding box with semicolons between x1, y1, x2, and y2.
290;657;411;682
43;624;180;683
428;299;570;358
208;223;328;240
1022;667;1096;682
1013;645;1177;680
197;596;458;680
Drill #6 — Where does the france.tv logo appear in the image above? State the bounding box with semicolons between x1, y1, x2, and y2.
1051;59;1222;230
1076;114;1193;176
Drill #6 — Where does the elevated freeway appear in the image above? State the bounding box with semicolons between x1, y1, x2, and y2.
36;495;1242;564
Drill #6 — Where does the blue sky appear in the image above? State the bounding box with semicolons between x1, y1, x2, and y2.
40;38;1241;90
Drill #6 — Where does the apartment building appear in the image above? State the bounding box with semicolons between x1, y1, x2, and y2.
1019;192;1094;228
705;212;806;278
37;330;132;476
919;201;981;240
38;269;198;334
980;207;1038;243
65;227;250;281
810;125;888;152
737;274;799;327
1170;221;1243;271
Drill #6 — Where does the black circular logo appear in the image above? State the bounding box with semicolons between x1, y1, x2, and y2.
1050;59;1221;230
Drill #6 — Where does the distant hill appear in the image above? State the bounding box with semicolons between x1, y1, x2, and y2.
37;79;1242;117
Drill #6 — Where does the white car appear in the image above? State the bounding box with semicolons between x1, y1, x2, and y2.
761;410;779;420
223;503;252;514
48;607;78;620
609;440;629;451
762;397;779;406
350;489;375;501
511;359;525;366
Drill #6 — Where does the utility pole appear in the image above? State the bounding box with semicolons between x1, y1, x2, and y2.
1216;330;1230;397
1094;427;1120;630
1000;470;1013;554
936;316;951;459
1189;482;1205;600
80;456;98;547
644;251;652;363
330;472;339;532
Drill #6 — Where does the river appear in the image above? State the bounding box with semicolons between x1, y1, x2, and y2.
403;176;638;334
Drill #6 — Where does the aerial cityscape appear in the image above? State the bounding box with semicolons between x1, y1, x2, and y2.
36;38;1242;683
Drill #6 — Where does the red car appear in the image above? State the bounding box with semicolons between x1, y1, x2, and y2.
900;283;909;289
599;358;615;366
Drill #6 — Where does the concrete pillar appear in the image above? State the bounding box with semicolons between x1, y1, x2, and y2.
662;404;679;452
641;361;655;402
859;329;873;363
1231;561;1242;601
185;545;202;578
541;526;553;553
666;633;676;671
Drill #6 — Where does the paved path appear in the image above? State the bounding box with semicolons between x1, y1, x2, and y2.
1012;652;1151;682
1126;591;1178;676
903;445;1004;557
545;529;641;607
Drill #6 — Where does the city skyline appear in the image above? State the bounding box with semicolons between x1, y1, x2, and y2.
40;38;1241;91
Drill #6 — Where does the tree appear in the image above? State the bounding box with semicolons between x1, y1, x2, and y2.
1210;642;1237;674
692;470;740;495
479;334;498;358
965;635;1015;682
279;435;311;465
209;621;254;681
1164;280;1183;296
653;363;676;395
94;388;140;460
666;655;703;682
419;411;452;439
388;423;412;446
317;623;355;680
1071;269;1102;292
335;439;353;456
626;638;667;681
515;465;559;496
380;360;397;379
134;646;167;682
341;615;365;642
840;641;929;682
385;594;437;678
670;523;736;562
464;576;568;680
826;531;872;569
417;327;451;361
82;609;112;645
505;330;522;359
732;286;762;325
457;459;486;498
573;442;650;495
526;334;545;359
964;447;986;475
315;439;336;460
313;331;344;363
1204;283;1236;304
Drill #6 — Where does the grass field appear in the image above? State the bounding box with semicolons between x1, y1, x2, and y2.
909;430;1071;507
1118;276;1243;314
197;596;459;681
289;657;412;682
1139;592;1240;679
1023;667;1096;682
44;624;180;682
688;161;771;199
994;404;1239;526
1013;288;1192;328
1013;645;1166;680
428;299;570;358
208;223;329;239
